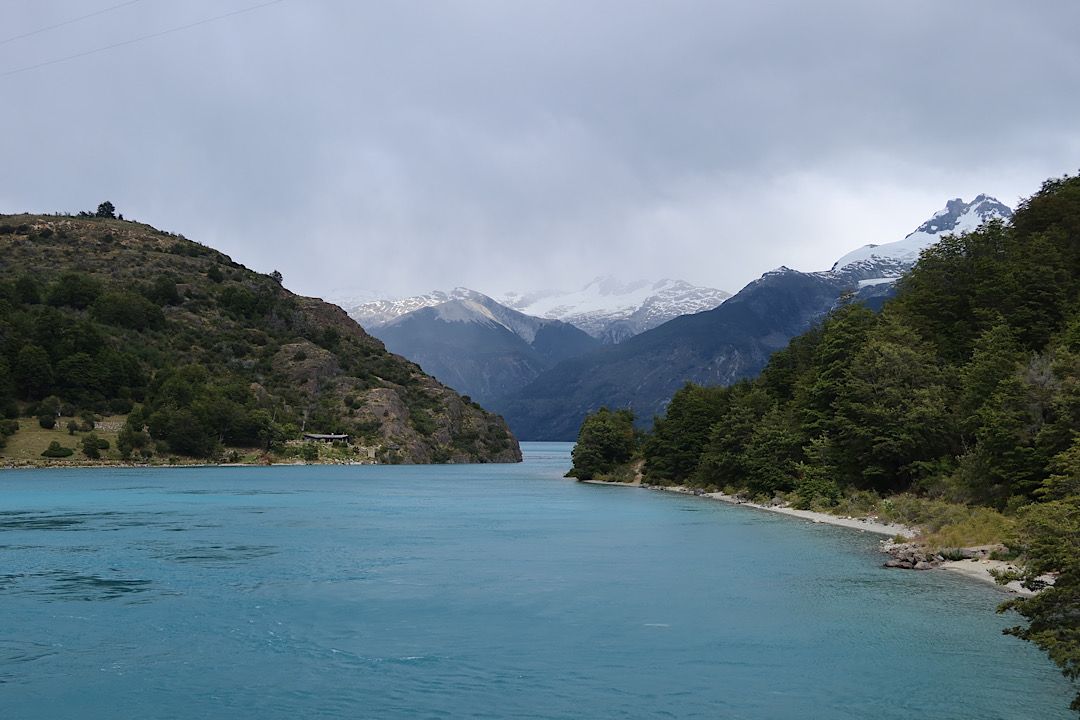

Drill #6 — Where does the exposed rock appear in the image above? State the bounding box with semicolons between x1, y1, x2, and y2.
880;541;945;570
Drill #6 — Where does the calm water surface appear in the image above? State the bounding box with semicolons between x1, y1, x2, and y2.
0;442;1073;719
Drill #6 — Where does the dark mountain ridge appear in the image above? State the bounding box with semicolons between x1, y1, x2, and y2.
489;195;1013;441
488;266;866;440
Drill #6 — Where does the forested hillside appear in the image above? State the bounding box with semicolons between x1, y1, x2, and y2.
571;175;1080;711
641;176;1080;503
0;208;520;465
491;264;894;440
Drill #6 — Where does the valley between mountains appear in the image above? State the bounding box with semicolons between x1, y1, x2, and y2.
339;194;1013;440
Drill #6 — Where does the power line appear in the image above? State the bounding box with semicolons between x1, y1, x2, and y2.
1;1;149;46
0;0;288;79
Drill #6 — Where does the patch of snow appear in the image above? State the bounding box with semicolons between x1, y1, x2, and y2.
858;277;897;287
832;194;1013;272
497;276;731;341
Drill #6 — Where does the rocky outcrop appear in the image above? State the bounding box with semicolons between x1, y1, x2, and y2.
881;541;1007;570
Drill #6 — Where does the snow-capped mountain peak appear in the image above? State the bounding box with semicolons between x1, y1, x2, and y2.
345;287;485;329
832;194;1013;271
498;277;731;343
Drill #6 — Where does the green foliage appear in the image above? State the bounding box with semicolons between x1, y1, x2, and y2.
81;432;103;459
636;175;1080;502
609;174;1080;713
15;275;41;304
92;291;165;330
694;384;772;488
997;496;1080;712
567;406;637;481
41;440;73;458
0;211;516;466
409;409;437;436
146;406;216;458
47;272;103;310
15;345;53;400
643;383;733;483
146;275;181;307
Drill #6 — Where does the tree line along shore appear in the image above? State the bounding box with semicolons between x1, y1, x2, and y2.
567;175;1080;716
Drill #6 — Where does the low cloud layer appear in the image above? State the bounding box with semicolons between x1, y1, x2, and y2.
3;1;1079;301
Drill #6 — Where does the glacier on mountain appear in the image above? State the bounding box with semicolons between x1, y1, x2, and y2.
832;194;1013;271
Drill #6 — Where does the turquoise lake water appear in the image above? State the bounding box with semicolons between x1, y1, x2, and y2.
0;442;1073;719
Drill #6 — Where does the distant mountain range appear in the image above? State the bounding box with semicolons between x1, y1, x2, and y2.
343;289;599;405
342;280;729;404
340;195;1012;440
487;195;1015;439
498;277;732;344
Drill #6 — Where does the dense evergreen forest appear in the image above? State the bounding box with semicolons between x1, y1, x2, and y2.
0;206;519;465
569;175;1080;713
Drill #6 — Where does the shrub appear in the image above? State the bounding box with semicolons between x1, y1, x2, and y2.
81;433;103;459
47;272;103;310
92;291;164;331
38;414;56;429
409;410;437;435
41;441;73;458
300;443;319;462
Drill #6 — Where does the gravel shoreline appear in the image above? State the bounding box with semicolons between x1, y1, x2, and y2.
584;479;1039;596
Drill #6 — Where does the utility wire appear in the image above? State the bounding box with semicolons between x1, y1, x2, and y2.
0;0;287;79
1;0;148;46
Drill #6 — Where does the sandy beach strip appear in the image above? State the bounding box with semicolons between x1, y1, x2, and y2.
584;480;1039;595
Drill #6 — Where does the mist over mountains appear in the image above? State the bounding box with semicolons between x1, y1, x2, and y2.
341;195;1013;440
341;281;728;404
489;195;1014;439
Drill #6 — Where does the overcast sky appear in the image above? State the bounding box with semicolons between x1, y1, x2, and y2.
3;1;1079;302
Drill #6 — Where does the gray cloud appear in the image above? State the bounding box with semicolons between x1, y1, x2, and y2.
3;1;1079;301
